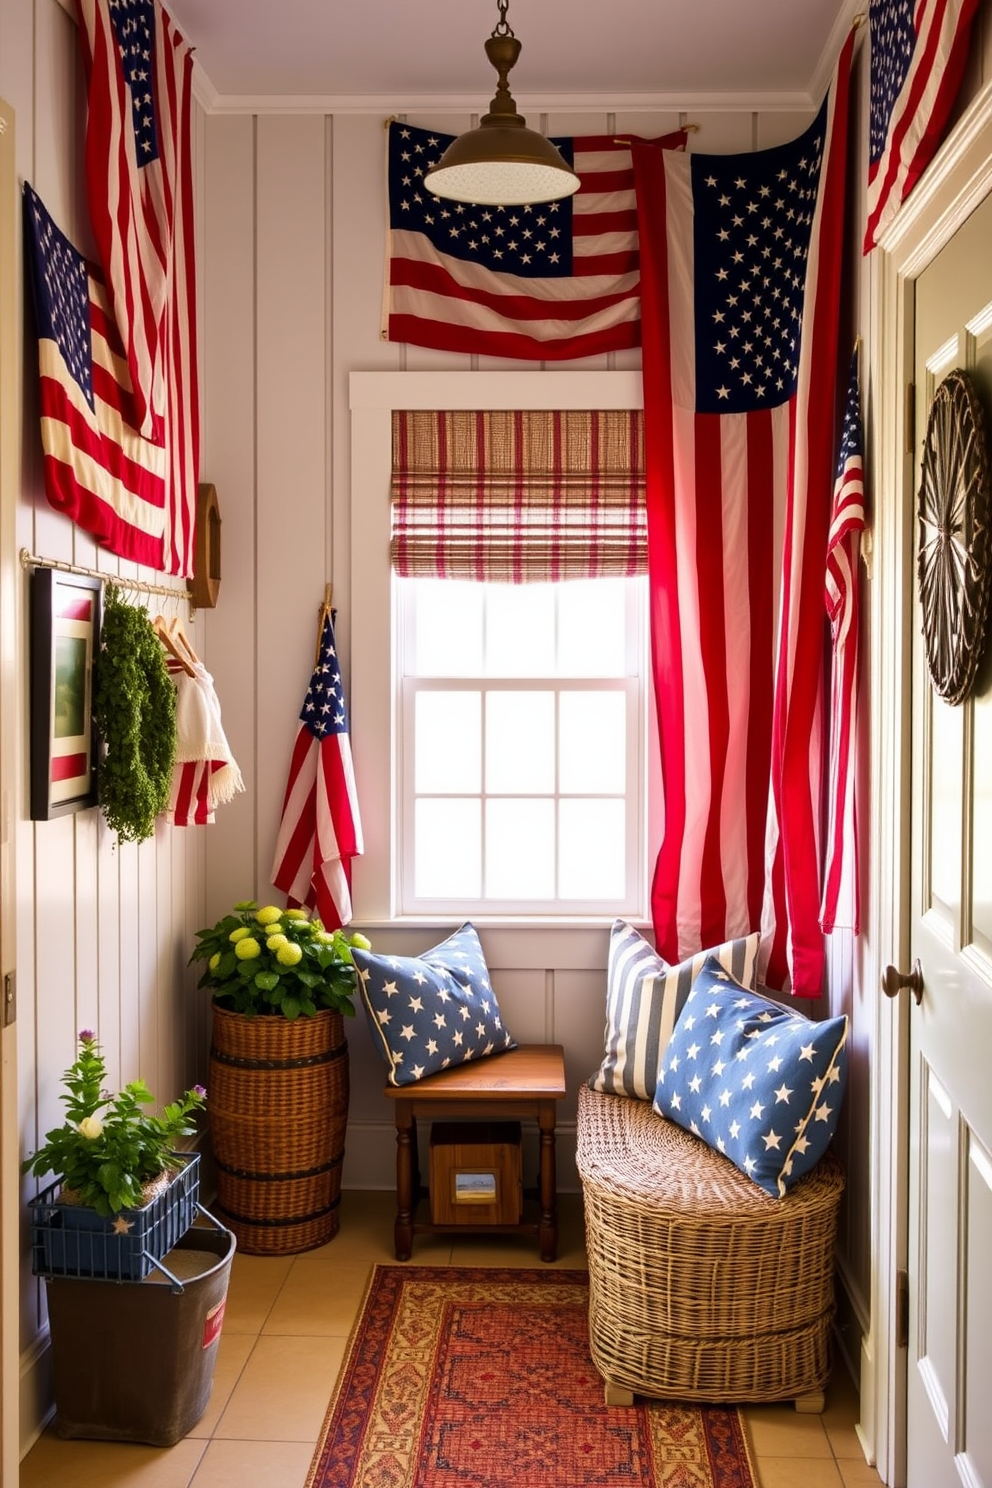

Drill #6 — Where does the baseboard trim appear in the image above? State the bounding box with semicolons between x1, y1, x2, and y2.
19;1326;53;1462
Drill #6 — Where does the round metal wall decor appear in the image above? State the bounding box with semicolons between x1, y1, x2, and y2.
917;367;992;705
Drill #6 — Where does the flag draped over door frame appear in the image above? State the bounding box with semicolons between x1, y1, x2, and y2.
864;0;980;253
271;604;364;931
632;28;856;997
74;0;199;577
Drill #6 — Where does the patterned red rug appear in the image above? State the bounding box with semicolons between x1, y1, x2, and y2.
306;1266;757;1488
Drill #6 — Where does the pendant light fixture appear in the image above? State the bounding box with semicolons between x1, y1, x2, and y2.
423;0;580;207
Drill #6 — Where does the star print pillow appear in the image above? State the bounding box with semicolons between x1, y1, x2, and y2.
652;958;848;1198
352;923;516;1087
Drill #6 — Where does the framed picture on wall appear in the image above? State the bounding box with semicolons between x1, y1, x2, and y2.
30;569;102;820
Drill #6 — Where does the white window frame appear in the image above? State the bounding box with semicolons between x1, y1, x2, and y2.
396;577;647;917
349;370;655;927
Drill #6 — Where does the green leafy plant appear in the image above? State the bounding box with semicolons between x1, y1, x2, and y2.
190;901;370;1020
92;585;177;843
22;1032;206;1216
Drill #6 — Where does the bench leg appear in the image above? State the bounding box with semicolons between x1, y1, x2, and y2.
795;1391;826;1414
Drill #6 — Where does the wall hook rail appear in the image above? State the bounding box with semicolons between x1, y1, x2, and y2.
19;550;195;617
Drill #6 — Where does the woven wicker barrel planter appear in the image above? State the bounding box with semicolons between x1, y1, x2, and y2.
208;1004;349;1255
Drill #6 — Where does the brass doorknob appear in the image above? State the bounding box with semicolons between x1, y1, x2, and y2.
881;959;924;1006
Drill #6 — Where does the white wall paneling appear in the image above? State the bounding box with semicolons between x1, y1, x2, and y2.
201;114;257;925
10;3;211;1455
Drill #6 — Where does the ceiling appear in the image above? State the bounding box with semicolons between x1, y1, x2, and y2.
167;0;859;109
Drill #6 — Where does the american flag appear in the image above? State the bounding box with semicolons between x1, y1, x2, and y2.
271;606;364;930
864;0;980;252
820;351;865;934
383;120;686;360
75;0;199;576
632;29;855;998
23;184;168;568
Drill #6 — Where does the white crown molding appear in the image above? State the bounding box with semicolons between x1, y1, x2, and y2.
807;0;866;106
195;84;819;118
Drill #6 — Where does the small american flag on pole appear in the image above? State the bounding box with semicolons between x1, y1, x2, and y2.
74;0;199;576
271;605;363;930
864;0;980;252
383;119;686;360
23;184;168;568
820;349;866;934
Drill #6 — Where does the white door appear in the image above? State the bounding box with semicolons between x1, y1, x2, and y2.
906;186;992;1488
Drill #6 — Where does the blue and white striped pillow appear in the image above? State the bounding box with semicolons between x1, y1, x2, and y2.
588;920;761;1101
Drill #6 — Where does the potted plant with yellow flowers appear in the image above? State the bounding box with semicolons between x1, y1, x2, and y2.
190;901;371;1255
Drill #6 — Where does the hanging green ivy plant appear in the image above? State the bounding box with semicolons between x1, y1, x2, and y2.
92;586;177;843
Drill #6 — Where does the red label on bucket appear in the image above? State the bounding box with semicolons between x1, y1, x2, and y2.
202;1299;227;1350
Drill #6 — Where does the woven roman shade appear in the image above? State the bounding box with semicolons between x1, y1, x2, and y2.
391;409;646;581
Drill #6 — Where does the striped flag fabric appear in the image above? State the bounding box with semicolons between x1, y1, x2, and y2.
864;0;980;252
820;350;866;934
271;606;364;930
23;184;168;569
74;0;199;576
383;119;686;360
632;29;855;998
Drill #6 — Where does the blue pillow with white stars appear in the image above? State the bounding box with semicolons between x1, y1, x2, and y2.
352;923;516;1087
652;958;848;1198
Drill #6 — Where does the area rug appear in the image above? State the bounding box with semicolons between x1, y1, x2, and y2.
306;1266;757;1488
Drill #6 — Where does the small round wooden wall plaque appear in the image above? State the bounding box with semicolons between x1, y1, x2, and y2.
917;368;992;705
190;482;221;610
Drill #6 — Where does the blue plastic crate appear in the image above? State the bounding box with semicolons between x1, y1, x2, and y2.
31;1153;200;1282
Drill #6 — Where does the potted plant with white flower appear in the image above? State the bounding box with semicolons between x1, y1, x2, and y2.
189;901;371;1255
23;1030;206;1280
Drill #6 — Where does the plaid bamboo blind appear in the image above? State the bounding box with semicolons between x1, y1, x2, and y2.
390;409;646;581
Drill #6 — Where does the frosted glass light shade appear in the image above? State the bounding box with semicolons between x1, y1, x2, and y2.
424;122;580;206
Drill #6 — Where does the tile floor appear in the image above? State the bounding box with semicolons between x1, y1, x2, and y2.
21;1191;886;1488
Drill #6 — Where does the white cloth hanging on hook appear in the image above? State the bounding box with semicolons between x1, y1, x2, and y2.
164;659;244;826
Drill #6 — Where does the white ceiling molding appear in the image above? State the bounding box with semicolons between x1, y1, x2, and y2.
195;88;821;119
807;0;866;107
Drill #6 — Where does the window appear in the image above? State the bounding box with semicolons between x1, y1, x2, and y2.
396;575;648;917
348;369;653;925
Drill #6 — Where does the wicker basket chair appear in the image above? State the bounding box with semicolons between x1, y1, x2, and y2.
575;1083;845;1410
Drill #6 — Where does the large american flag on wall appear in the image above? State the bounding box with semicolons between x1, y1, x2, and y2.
864;0;980;252
23;184;168;568
632;29;855;998
271;606;364;930
74;0;199;576
383;119;686;360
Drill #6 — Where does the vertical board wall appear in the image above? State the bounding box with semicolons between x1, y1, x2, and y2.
1;0;213;1455
197;90;875;1391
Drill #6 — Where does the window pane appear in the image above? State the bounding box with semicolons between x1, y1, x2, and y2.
559;691;626;793
486;692;554;793
557;579;627;676
484;585;555;676
486;799;555;897
415;799;481;896
415;692;480;792
558;800;626;898
411;581;483;676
